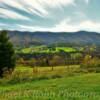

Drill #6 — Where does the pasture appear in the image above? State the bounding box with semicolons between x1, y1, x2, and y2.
0;71;100;100
17;46;77;54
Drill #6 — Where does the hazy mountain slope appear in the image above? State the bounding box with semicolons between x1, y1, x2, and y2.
2;31;100;46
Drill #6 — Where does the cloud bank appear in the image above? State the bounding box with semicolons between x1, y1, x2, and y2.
0;0;100;32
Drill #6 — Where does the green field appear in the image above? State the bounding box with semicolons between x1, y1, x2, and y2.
17;46;77;54
56;47;76;52
0;66;100;100
0;73;100;100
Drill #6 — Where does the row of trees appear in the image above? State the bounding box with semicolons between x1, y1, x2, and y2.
18;54;100;72
18;53;83;66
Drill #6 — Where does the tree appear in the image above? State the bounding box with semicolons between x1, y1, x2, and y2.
50;55;64;70
81;56;100;72
0;31;16;77
71;53;82;64
30;58;38;73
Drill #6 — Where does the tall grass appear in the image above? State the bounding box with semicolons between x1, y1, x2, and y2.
0;65;80;85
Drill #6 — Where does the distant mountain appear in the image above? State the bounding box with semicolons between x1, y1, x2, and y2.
1;30;100;46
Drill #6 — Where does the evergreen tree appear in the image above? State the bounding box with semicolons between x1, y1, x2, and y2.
0;31;16;77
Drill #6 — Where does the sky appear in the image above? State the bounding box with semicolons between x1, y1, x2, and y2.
0;0;100;32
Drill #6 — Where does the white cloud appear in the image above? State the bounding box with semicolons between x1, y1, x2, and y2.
21;0;48;17
0;0;26;11
16;24;47;32
0;23;7;26
85;0;90;4
16;19;100;33
74;11;86;18
0;0;99;33
51;19;78;32
79;20;100;32
0;8;30;20
41;0;75;7
0;0;47;17
0;0;75;18
0;0;90;19
54;19;100;32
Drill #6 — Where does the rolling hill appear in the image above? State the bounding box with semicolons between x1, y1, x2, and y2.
1;30;100;46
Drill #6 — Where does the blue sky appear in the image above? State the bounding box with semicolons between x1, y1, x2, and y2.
0;0;100;32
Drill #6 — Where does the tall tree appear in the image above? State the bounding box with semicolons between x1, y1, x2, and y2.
0;31;16;77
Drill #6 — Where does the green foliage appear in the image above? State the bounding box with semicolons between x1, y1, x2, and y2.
81;55;100;72
0;31;16;77
50;55;65;66
71;53;82;59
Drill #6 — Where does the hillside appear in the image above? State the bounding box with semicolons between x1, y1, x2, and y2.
1;30;100;46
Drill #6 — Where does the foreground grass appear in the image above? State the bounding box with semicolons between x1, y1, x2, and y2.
0;72;100;100
0;65;80;85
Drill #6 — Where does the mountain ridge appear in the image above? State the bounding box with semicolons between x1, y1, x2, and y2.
0;30;100;46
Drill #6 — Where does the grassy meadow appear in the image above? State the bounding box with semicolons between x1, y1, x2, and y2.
0;65;80;85
0;66;100;100
17;46;77;54
0;71;100;100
